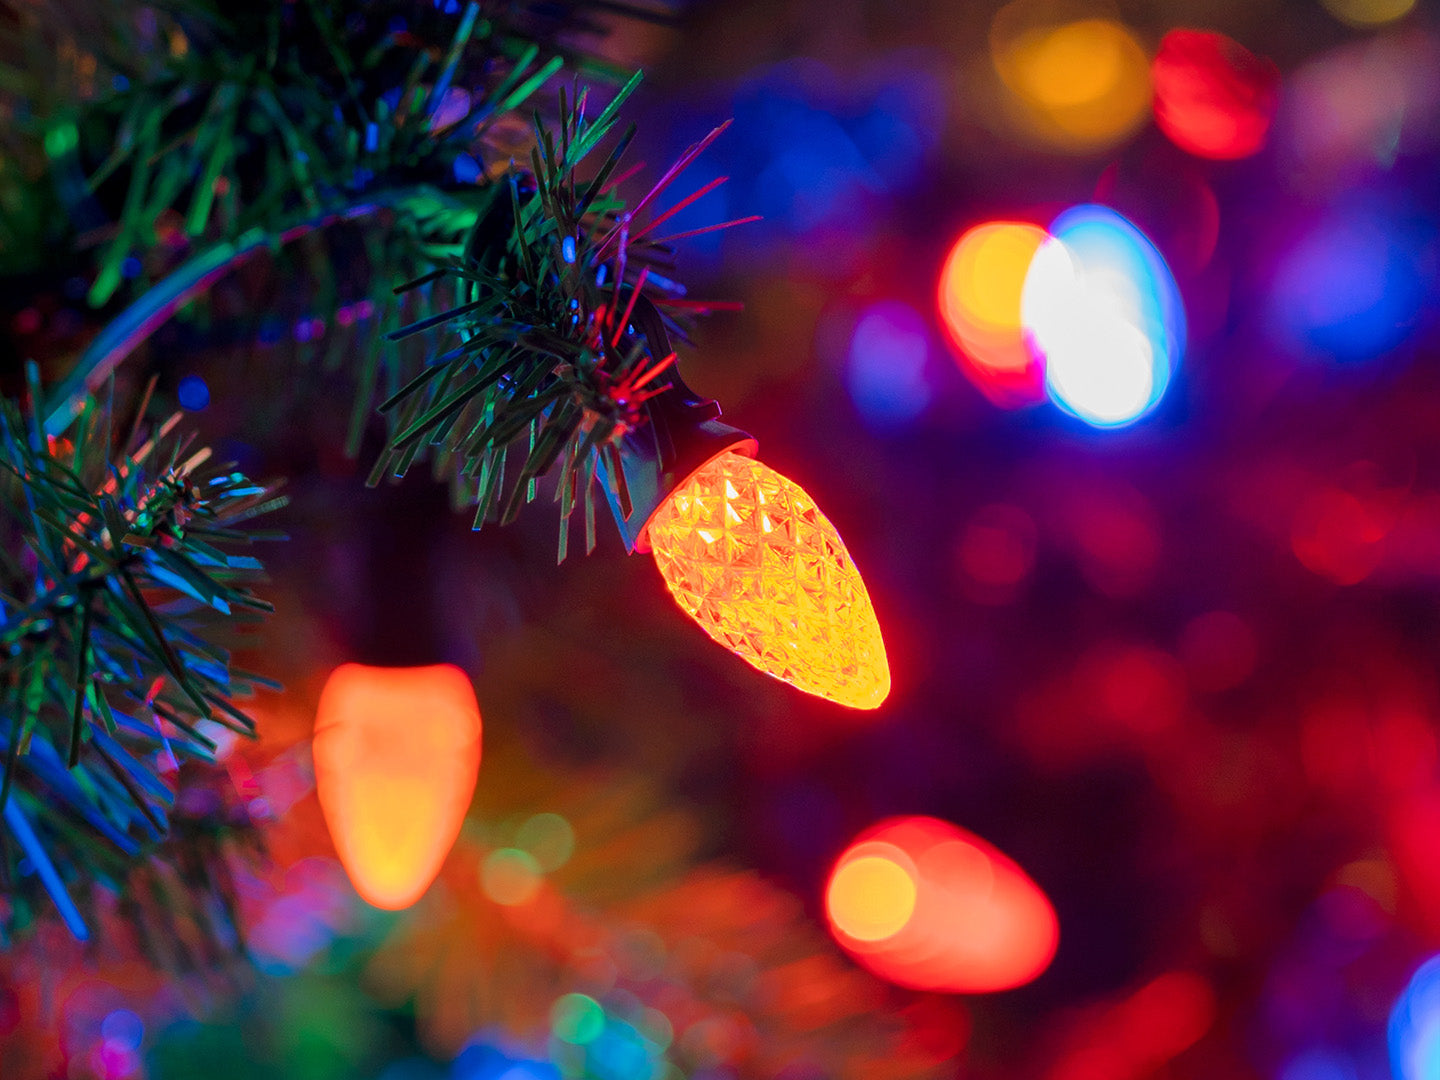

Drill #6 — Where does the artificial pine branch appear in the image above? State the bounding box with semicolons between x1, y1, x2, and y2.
1;0;738;948
0;371;283;941
20;0;721;493
375;81;753;559
31;7;748;559
1;0;637;293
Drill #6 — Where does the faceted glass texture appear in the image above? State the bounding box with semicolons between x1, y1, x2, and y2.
646;451;890;709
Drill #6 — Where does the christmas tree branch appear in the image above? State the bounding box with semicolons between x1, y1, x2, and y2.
3;0;741;949
15;0;631;301
43;189;422;436
1;372;283;940
373;80;751;559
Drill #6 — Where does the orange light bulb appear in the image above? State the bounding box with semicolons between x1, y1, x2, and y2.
826;816;1059;993
644;450;890;710
313;663;482;910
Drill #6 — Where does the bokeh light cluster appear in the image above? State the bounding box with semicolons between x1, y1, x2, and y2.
15;2;1440;1080
937;205;1184;427
937;222;1049;405
480;813;575;906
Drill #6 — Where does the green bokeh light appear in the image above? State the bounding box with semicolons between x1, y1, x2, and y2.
550;993;606;1045
516;812;576;872
480;847;543;905
43;123;78;159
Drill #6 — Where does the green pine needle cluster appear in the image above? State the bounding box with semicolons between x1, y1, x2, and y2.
374;72;713;561
0;370;283;944
1;0;635;287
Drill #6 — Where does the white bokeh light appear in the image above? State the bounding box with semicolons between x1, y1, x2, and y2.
1020;206;1184;428
1043;308;1156;427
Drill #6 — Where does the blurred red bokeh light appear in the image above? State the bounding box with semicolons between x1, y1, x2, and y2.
1151;29;1280;160
825;816;1059;992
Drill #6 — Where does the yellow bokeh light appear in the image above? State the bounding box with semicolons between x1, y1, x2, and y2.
1319;0;1416;26
1019;22;1127;107
827;853;918;941
954;225;1044;328
938;222;1049;390
992;13;1152;150
482;848;543;906
645;451;890;710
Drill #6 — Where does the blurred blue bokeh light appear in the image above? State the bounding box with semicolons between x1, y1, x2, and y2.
177;374;210;411
652;56;944;266
1390;955;1440;1080
1270;198;1435;363
452;1039;560;1080
845;300;933;429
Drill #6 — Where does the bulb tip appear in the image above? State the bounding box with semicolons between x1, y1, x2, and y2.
824;658;892;710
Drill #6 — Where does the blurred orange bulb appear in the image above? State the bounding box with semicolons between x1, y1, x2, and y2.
938;222;1049;403
992;13;1152;150
826;817;1058;993
313;663;482;910
645;450;890;710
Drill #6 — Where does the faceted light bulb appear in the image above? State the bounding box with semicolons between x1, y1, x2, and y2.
645;451;890;709
313;663;482;910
